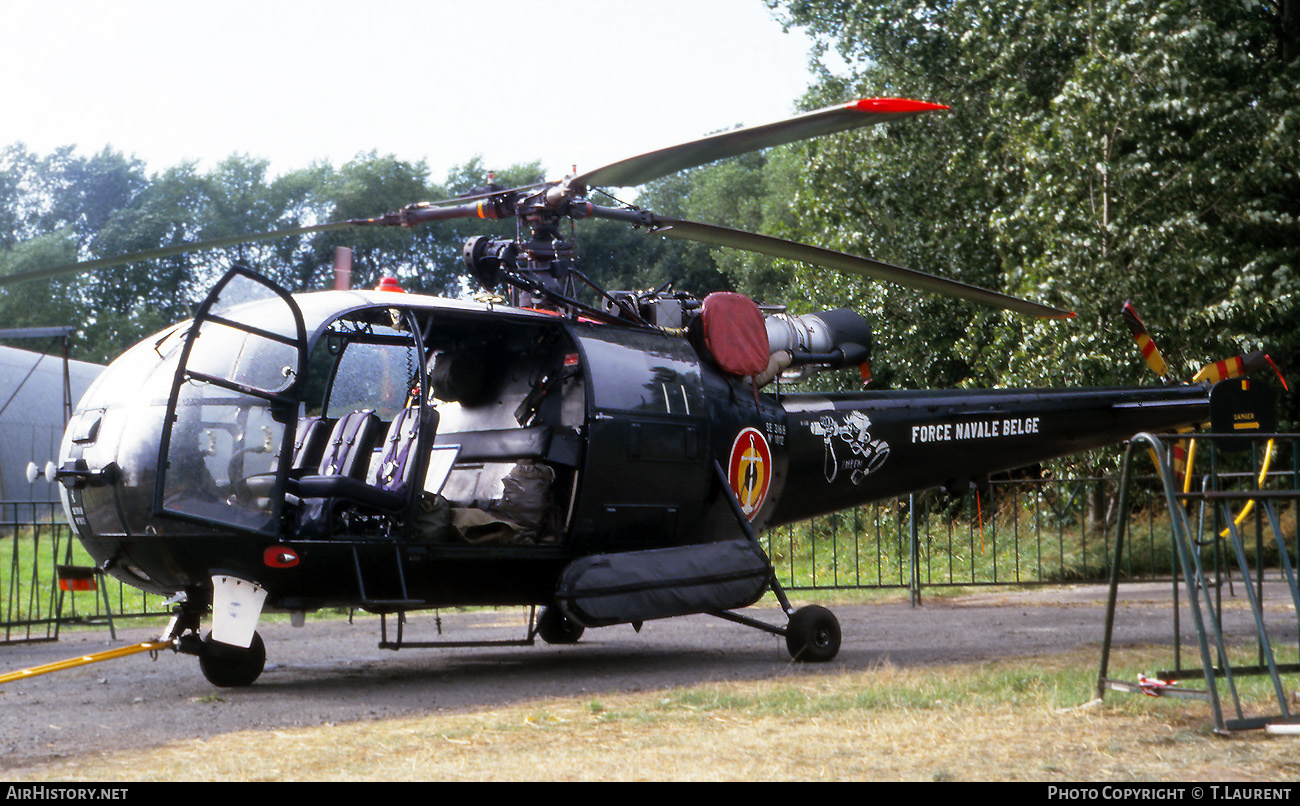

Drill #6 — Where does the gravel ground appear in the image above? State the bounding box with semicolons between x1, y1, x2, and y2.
0;582;1294;772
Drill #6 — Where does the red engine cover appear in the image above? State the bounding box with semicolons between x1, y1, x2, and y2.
697;292;769;376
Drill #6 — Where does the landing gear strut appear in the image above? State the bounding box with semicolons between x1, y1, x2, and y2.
711;459;843;663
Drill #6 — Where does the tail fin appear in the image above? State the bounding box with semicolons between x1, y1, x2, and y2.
1179;351;1286;492
1189;353;1287;535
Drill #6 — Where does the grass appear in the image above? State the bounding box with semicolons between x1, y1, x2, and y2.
762;480;1143;590
7;646;1300;782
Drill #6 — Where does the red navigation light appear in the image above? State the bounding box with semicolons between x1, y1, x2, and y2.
376;277;405;293
264;546;299;568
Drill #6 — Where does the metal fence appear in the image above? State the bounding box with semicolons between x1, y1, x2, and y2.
1096;432;1300;733
763;472;1177;596
1;500;170;644
764;438;1300;599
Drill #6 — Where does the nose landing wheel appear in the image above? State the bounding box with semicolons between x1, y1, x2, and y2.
198;631;266;687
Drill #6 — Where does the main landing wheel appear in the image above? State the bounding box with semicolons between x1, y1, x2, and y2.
785;605;841;663
198;631;266;687
536;606;585;645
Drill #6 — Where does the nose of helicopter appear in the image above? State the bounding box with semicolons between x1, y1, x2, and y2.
55;324;223;592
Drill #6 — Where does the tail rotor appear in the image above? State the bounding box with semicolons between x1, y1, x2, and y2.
1121;302;1290;532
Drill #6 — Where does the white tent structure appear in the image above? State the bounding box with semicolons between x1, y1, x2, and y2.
0;337;104;503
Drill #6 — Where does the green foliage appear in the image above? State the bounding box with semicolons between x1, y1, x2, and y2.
997;1;1300;393
770;0;1299;432
0;150;552;363
0;232;81;345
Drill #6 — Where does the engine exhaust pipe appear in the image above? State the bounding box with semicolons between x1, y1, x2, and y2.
765;308;872;357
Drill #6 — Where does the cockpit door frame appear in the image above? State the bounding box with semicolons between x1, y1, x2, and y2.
154;266;309;536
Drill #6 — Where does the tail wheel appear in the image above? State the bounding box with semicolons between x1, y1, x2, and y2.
198;631;266;687
786;605;841;662
536;606;585;645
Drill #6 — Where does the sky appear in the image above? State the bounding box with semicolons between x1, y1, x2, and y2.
3;0;836;185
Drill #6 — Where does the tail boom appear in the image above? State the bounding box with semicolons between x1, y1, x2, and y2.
764;384;1210;527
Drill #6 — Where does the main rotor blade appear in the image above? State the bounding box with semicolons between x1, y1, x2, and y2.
569;98;948;191
0;220;362;289
0;191;516;289
592;207;1073;319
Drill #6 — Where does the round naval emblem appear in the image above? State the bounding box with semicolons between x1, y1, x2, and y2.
728;427;772;520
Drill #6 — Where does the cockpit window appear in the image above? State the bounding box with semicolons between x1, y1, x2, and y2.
187;320;300;395
317;314;422;421
328;340;420;420
155;266;308;537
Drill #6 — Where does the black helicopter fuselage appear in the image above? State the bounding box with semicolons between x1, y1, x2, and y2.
14;96;1268;681
55;270;1211;619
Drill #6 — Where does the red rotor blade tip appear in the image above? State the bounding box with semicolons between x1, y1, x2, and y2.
848;98;950;113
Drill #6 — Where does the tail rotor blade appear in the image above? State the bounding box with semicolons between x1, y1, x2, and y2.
1121;301;1170;378
1195;350;1289;390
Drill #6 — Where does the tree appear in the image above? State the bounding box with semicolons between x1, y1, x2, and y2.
994;0;1300;401
0;232;81;343
290;155;550;297
0;144;147;252
770;0;1299;413
0;145;154;362
572;168;734;301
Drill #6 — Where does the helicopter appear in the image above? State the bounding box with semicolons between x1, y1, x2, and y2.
0;97;1270;688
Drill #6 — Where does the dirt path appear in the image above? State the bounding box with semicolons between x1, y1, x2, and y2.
0;583;1292;772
